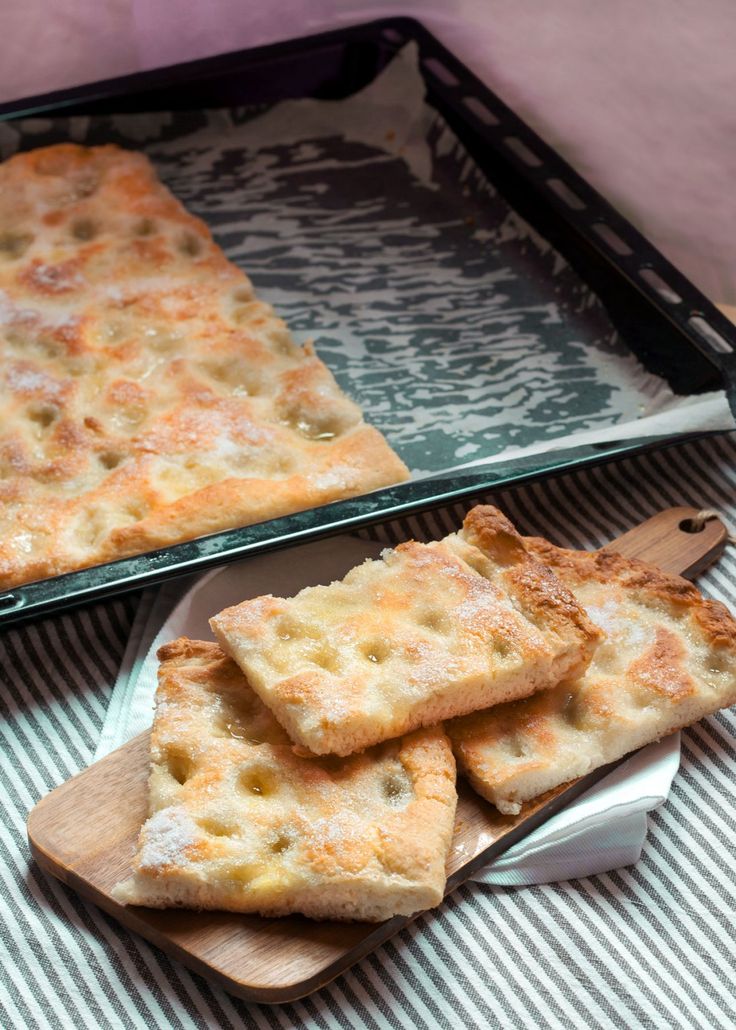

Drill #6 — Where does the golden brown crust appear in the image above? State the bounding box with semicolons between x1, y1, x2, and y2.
0;144;408;589
528;537;736;651
113;638;457;922
691;598;736;649
100;424;402;558
450;536;736;813
627;627;697;700
464;511;601;671
526;537;701;604
460;505;528;566
210;505;601;755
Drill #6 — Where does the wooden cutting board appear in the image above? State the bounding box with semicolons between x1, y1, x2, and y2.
27;506;727;1004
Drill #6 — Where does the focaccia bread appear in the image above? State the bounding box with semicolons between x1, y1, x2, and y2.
210;506;602;756
0;143;408;589
112;639;457;922
449;539;736;814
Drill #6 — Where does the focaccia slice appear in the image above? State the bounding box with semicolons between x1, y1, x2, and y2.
0;143;408;589
209;506;602;756
112;639;457;922
449;540;736;814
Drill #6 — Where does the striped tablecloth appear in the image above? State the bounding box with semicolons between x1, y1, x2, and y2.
2;433;736;1030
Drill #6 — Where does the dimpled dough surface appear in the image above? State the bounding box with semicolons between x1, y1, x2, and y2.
210;506;601;756
112;639;458;922
449;539;736;814
0;144;408;589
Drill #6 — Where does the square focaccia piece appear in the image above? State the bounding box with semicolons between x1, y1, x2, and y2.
449;539;736;814
0;144;408;589
209;506;602;756
112;639;458;922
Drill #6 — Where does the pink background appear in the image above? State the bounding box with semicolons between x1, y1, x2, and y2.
5;1;736;304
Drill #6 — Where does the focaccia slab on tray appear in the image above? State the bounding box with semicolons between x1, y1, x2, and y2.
112;639;457;922
449;539;736;814
210;506;602;756
0;143;408;589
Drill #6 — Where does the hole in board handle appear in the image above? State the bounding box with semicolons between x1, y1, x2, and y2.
382;28;404;44
461;96;500;126
592;222;632;256
504;136;542;167
422;57;460;86
688;315;733;354
679;518;705;534
0;593;24;612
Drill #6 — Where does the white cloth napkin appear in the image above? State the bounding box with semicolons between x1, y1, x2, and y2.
96;536;681;886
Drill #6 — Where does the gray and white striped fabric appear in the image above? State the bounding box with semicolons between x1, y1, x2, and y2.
2;433;736;1030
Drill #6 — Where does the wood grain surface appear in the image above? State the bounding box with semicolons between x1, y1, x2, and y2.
26;505;728;1004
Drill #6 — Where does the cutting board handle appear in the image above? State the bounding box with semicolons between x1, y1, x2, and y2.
603;505;727;578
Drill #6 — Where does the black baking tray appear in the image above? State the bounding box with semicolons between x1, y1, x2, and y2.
1;16;735;627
